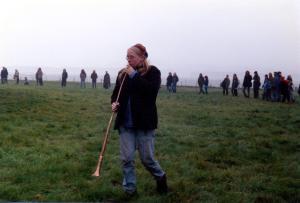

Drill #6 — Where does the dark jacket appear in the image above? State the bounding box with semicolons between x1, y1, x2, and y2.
243;74;252;87
62;71;68;80
166;75;172;86
111;65;161;130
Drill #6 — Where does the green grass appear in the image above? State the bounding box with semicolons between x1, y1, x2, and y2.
0;82;299;202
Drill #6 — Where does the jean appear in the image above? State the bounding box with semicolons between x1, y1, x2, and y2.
80;80;86;88
119;126;165;193
171;83;177;93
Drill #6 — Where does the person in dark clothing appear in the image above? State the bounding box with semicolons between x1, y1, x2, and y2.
103;71;111;89
1;67;8;84
231;73;239;96
91;70;98;88
262;74;271;101
298;84;300;96
80;69;87;88
198;73;205;94
171;72;179;93
242;70;252;98
111;43;168;196
166;72;172;92
221;75;230;95
204;75;209;94
36;67;43;86
61;69;68;87
253;71;261;98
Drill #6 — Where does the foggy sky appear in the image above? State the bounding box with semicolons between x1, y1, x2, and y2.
1;0;299;83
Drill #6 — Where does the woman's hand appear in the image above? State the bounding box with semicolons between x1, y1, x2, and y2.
124;65;135;75
112;102;120;112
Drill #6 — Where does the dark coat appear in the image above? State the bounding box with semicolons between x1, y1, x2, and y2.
111;65;161;130
243;74;252;87
166;75;172;86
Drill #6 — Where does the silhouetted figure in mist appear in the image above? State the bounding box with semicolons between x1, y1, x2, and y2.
171;72;179;93
198;73;205;94
1;67;8;84
166;72;172;92
24;77;29;85
61;69;68;87
91;70;98;88
80;69;87;88
103;71;111;89
204;75;209;94
221;75;230;95
242;70;252;98
262;74;271;101
253;71;261;98
36;67;43;86
231;74;239;96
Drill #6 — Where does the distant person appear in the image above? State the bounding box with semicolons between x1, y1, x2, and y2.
273;72;281;102
80;69;87;88
287;75;295;103
111;43;168;196
166;72;172;92
1;67;8;84
204;75;209;94
61;69;68;87
91;70;98;88
24;77;29;85
103;71;111;89
171;72;179;93
262;74;271;101
36;67;43;86
14;69;20;84
269;72;275;101
221;75;230;95
231;73;239;96
35;71;38;85
280;75;290;103
253;71;261;99
242;70;252;98
298;84;300;96
197;73;205;94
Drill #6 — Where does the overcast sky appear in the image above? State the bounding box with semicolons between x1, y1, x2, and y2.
0;0;299;83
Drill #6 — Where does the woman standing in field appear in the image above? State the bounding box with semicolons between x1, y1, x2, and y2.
111;43;168;196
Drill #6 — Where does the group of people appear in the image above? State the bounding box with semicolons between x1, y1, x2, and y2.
220;70;298;103
79;69;111;89
166;72;179;93
0;66;111;89
197;73;209;94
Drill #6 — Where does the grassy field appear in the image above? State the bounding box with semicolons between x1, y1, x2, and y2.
0;82;299;202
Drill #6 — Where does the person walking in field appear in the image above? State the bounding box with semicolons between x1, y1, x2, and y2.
171;72;179;93
242;70;252;98
231;73;239;96
36;67;43;86
61;69;68;87
14;69;20;84
166;72;172;92
197;73;205;94
103;71;111;89
221;75;230;95
253;71;261;99
91;70;98;88
111;43;168;196
80;69;87;88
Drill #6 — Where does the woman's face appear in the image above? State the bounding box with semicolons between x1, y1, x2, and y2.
127;49;144;68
